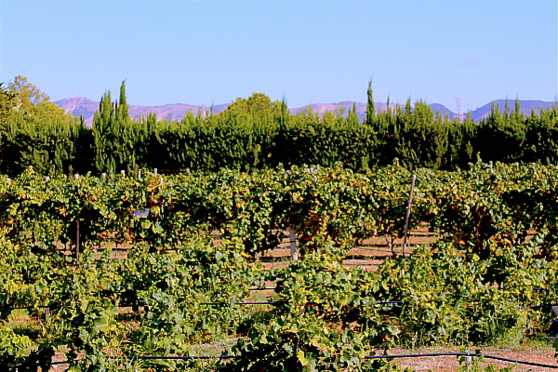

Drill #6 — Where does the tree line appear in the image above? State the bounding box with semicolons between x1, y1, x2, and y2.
1;77;557;176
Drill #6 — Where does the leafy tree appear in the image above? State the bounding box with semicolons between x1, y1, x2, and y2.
0;83;17;126
1;76;81;175
7;75;70;120
8;75;49;112
225;92;283;116
0;83;17;161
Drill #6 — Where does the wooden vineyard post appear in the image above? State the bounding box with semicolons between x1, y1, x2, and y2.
289;227;298;261
464;354;473;370
76;219;80;264
402;174;416;256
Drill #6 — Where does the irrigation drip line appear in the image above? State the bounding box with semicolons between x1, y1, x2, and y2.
201;301;279;306
11;300;401;310
481;354;558;369
12;300;558;311
12;305;50;310
351;246;401;252
365;353;558;369
121;352;558;368
530;303;558;309
378;301;403;305
199;300;403;306
129;355;239;360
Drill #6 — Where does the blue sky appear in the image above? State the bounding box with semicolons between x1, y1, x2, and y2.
1;0;556;112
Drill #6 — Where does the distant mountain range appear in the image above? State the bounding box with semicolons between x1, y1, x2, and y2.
53;97;555;126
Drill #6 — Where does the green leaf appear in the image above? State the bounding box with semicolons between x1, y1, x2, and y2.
297;349;309;366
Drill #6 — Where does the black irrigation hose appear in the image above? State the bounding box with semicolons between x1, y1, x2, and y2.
201;301;279;306
123;352;558;369
200;300;403;306
12;300;558;310
129;355;239;360
11;305;50;310
377;301;403;305
530;304;558;309
10;300;402;310
365;352;558;369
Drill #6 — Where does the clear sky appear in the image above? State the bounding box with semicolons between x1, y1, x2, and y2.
1;0;556;112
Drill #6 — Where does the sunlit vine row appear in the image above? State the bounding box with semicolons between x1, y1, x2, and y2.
1;162;558;370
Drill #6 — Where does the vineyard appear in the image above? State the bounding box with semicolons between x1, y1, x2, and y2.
1;162;558;371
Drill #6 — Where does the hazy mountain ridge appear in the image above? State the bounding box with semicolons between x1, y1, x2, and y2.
469;100;555;121
54;97;555;126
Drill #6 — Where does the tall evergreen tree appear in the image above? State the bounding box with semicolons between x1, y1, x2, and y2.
475;101;526;162
116;80;129;123
92;91;115;172
347;102;360;126
364;80;375;126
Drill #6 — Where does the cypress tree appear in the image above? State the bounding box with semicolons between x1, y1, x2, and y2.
347;102;359;126
364;80;375;126
476;101;525;162
116;80;129;123
92;91;115;172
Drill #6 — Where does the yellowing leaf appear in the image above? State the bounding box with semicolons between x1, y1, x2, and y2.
297;349;309;366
